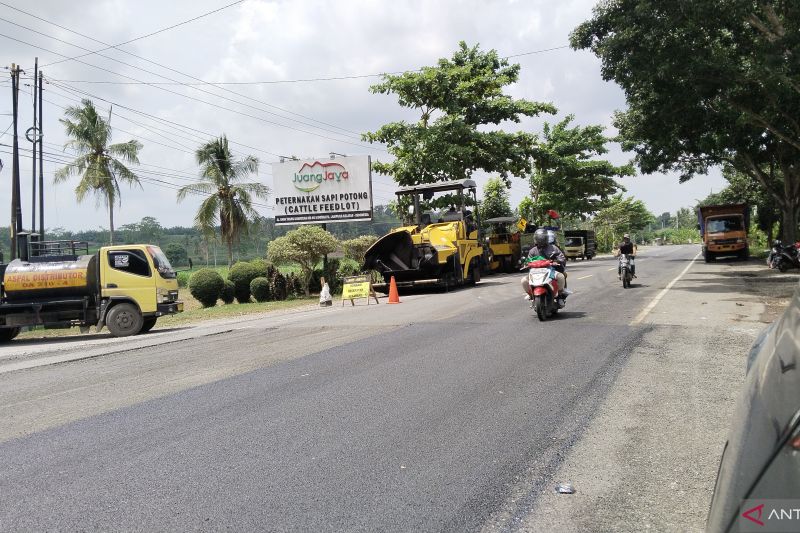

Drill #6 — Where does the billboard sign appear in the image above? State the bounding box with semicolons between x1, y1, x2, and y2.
271;155;373;225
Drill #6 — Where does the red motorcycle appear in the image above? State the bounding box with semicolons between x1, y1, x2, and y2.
525;258;562;321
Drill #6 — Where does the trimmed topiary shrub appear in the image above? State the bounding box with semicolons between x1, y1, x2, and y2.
337;258;361;280
220;279;236;304
189;269;224;308
250;258;276;278
250;277;271;302
228;261;260;303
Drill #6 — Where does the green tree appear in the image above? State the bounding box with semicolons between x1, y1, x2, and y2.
364;41;556;201
592;194;655;251
177;135;269;267
517;197;535;221
480;177;513;222
54;99;143;245
137;216;164;244
572;1;800;242
164;243;188;266
342;235;378;264
529;115;632;223
267;225;339;297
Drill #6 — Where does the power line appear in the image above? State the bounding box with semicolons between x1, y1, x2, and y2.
0;28;377;149
41;79;405;198
30;87;400;199
1;0;246;68
44;45;573;86
4;2;366;138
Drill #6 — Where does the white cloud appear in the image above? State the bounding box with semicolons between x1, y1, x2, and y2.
0;0;726;232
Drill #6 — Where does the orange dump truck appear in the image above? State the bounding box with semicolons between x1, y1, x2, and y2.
697;204;750;262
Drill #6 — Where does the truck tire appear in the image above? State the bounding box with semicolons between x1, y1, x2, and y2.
0;327;20;343
704;251;715;263
106;303;144;337
140;317;157;334
469;259;481;285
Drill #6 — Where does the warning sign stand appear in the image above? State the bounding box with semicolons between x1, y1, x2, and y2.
341;275;379;306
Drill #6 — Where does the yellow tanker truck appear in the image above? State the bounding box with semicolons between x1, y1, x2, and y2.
0;240;183;342
363;179;487;292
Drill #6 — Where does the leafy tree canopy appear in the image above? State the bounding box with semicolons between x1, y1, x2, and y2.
571;0;800;241
364;42;556;200
480;177;513;223
528;115;632;224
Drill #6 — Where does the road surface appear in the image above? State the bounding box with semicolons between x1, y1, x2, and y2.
0;245;766;531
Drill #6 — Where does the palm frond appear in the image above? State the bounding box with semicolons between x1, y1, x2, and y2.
108;140;143;164
176;181;218;202
109;158;142;188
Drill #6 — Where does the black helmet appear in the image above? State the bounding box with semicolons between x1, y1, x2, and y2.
533;228;549;248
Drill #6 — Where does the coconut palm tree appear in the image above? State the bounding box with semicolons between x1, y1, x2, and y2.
54;99;142;245
177;135;269;266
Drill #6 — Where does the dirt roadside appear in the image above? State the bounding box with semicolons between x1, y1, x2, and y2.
518;258;799;532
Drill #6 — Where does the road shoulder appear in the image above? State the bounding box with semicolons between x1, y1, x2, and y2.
519;259;798;532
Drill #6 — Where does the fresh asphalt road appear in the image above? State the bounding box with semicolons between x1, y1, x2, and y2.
0;246;699;532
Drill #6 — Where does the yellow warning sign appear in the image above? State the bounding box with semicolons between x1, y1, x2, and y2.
341;275;379;306
516;217;527;232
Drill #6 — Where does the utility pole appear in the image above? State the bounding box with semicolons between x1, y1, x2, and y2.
38;69;44;240
10;63;23;260
31;57;37;234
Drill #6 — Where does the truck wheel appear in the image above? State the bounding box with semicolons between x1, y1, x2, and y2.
0;327;20;343
106;303;144;337
704;251;714;263
469;260;481;285
140;317;157;334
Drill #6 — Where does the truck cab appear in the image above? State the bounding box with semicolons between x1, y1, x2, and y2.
99;245;183;335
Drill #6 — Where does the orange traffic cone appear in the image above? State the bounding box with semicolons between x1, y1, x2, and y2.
387;276;401;304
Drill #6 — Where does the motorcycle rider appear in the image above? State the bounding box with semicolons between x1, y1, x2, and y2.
521;228;571;307
615;233;637;278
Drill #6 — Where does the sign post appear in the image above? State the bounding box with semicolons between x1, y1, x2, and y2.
341;275;379;306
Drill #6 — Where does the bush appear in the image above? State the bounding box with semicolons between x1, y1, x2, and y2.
228;262;260;303
250;277;271;302
250;258;277;279
177;270;190;288
342;235;378;264
270;271;287;301
189;269;224;308
337;258;361;279
220;279;236;304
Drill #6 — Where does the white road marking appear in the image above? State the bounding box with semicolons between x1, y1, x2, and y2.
630;251;701;325
607;267;616;271
577;275;593;280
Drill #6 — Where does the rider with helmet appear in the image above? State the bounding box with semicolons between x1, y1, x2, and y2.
521;228;571;307
615;233;637;278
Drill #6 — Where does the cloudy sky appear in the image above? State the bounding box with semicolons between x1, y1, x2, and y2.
0;0;727;232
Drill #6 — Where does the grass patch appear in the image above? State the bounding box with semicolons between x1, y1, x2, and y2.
16;290;317;340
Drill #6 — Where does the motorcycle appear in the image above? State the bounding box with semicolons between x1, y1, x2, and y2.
767;240;782;269
525;256;563;321
769;240;800;272
619;254;634;288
